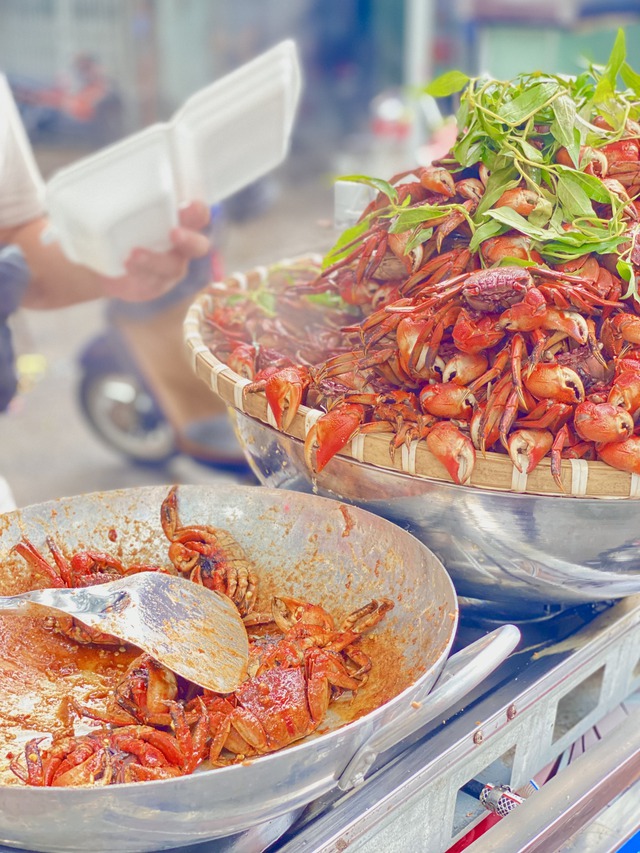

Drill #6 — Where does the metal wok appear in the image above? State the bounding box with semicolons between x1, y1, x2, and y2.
232;411;640;610
0;485;518;853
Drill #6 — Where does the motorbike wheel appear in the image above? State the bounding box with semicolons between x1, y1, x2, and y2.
79;369;177;465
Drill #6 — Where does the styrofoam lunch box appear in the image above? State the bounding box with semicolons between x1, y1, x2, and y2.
45;40;302;277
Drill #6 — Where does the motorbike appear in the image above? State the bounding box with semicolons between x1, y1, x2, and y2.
77;308;177;466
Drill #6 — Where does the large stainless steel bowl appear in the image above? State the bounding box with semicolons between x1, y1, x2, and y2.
232;410;640;609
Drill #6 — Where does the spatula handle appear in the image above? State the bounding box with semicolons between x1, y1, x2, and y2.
0;590;41;614
0;585;122;622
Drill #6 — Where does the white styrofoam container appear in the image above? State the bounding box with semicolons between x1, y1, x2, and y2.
45;40;302;277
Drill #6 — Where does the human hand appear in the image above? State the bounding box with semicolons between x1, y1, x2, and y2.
100;201;212;302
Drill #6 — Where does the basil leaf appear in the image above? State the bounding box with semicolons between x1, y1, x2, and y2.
497;81;560;125
541;232;625;255
405;227;434;253
304;292;354;312
475;175;520;218
322;219;370;268
453;127;486;167
556;173;595;218
390;206;452;231
468;219;505;252
605;28;626;87
593;77;621;125
338;175;399;203
456;98;470;133
551;95;581;164
516;137;545;164
554;166;611;204
424;70;470;98
486;207;548;240
528;197;554;227
617;259;638;300
621;62;640;98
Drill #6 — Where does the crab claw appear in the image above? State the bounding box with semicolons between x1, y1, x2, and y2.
425;421;476;485
441;352;489;385
304;403;366;474
598;435;640;474
452;309;506;354
264;366;311;431
227;343;258;379
419;166;456;197
574;401;634;444
542;307;588;344
271;597;334;633
11;539;67;588
419;381;475;420
497;288;546;332
602;312;640;356
524;363;585;405
494;186;541;215
507;428;553;474
608;370;640;413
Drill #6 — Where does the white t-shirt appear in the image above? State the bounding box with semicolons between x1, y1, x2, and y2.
0;74;45;229
0;74;41;511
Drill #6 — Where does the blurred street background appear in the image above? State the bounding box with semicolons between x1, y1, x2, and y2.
1;0;640;508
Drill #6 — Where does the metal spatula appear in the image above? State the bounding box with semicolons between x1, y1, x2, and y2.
0;572;249;693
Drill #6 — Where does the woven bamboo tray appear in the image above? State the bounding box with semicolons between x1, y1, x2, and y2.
184;258;640;500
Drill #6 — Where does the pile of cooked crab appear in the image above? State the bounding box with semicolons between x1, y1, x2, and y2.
7;486;392;786
204;52;640;488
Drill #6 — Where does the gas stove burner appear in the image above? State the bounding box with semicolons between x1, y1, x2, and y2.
458;595;568;623
454;596;613;654
457;595;615;624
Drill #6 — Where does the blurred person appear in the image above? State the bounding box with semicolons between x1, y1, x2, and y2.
302;0;375;144
11;54;123;147
0;73;214;510
93;210;247;471
59;54;112;124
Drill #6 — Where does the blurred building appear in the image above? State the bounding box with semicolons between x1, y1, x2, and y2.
453;0;640;78
0;1;387;140
1;0;639;172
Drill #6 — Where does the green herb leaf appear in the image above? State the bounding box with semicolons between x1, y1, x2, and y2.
254;291;277;315
556;173;595;219
468;219;505;252
424;70;470;98
554;166;611;203
337;174;399;203
485;207;548;240
497;81;560;125
405;227;434;253
621;61;640;97
550;95;580;164
475;174;520;218
528;197;554;227
389;205;454;231
516;137;545;164
322;218;370;268
605;28;626;87
452;124;487;168
539;233;626;261
617;258;638;300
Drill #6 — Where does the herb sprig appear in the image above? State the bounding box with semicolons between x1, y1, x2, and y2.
324;29;640;300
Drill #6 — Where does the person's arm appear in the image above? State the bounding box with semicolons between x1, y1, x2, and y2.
0;200;211;310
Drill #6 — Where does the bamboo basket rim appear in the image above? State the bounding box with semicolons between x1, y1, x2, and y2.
183;256;640;500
